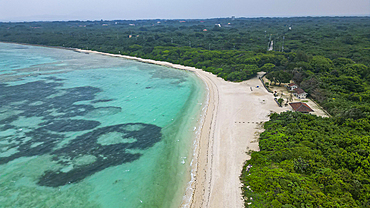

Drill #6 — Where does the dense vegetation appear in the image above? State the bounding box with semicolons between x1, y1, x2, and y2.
2;17;370;207
1;17;369;82
241;112;370;207
1;17;369;62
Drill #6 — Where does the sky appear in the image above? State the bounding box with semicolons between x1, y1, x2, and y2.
0;0;369;22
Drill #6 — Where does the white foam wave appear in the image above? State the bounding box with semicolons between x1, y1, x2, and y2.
180;72;210;208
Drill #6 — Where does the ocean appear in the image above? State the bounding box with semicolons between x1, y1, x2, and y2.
0;42;206;207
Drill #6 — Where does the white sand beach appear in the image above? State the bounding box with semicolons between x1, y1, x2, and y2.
74;49;311;208
186;71;287;208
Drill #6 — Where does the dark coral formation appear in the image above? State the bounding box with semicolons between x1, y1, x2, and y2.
0;78;162;187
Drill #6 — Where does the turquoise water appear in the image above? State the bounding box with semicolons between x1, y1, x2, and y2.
0;43;206;207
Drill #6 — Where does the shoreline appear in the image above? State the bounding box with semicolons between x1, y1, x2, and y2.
73;49;217;207
73;48;289;208
74;49;288;207
1;41;207;207
0;42;287;207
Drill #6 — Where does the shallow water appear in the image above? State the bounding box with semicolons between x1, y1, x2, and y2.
0;43;206;207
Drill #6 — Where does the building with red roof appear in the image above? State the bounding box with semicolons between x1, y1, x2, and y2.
289;102;314;113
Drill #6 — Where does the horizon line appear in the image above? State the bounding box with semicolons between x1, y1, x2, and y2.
1;14;369;23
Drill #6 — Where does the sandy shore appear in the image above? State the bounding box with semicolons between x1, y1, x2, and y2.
186;72;287;208
74;49;287;208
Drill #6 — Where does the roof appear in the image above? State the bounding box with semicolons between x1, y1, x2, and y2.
293;88;306;94
289;102;314;113
288;83;297;87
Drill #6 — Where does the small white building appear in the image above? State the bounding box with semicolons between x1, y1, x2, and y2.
293;88;308;99
287;83;298;91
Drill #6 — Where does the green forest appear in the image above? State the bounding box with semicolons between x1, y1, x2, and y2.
241;112;370;207
1;16;370;207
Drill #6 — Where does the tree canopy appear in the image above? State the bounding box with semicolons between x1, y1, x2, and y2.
241;112;370;207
